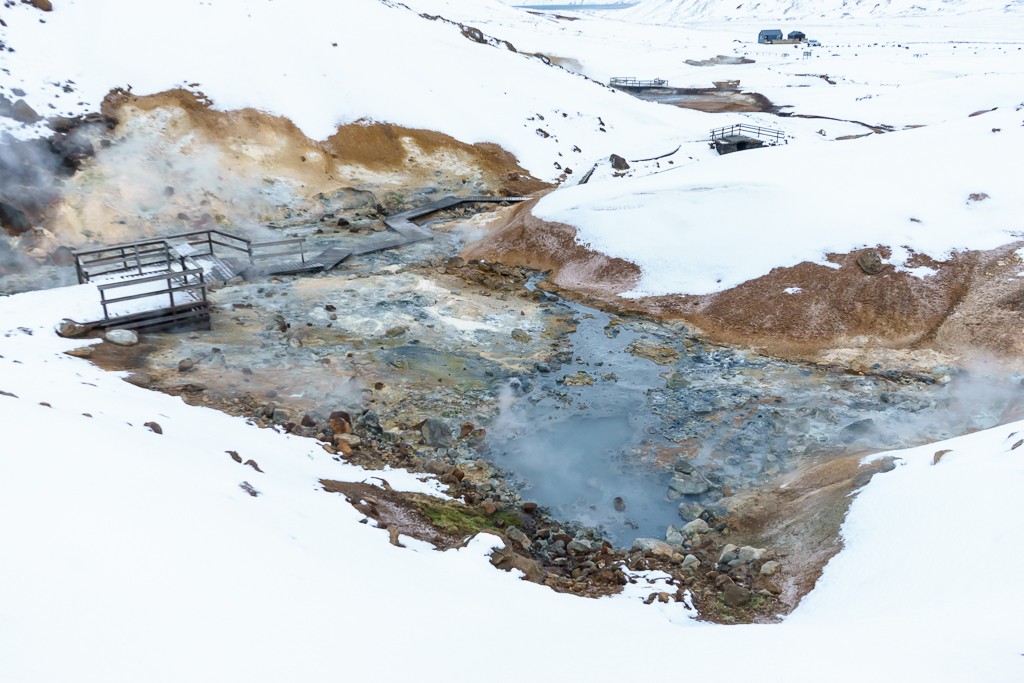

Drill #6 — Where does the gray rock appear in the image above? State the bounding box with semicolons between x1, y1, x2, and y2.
55;319;89;338
856;249;885;275
668;470;710;498
665;526;684;547
511;329;532;343
11;99;42;124
723;583;752;608
718;543;739;566
105;329;139;346
681;554;700;569
609;154;630;171
737;546;766;564
505;526;532;550
678;502;706;522
632;538;674;557
681;518;710;536
567;539;593;554
420;418;453;448
760;560;781;577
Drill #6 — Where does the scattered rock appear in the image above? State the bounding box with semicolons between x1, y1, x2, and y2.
239;481;260;497
760;560;782;576
681;554;700;569
856;250;885;275
511;328;532;343
419;418;453;448
244;459;263;473
505;526;532;550
967;192;990;203
667;461;711;498
10;99;42;124
613;496;626;512
522;502;538;513
64;346;94;359
55;319;89;338
105;329;139;346
723;582;752;608
328;410;352;434
123;373;151;388
177;358;195;372
26;0;53;11
490;545;544;583
227;450;243;463
632;538;675;558
681;518;710;536
385;325;408;338
609;154;630;170
143;421;162;434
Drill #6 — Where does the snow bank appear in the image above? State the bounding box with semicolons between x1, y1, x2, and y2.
536;107;1024;296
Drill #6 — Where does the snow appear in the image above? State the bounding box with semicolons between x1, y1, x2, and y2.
2;284;1023;681
537;107;1024;296
3;1;1024;680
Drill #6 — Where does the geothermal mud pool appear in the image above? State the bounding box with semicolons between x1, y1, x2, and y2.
94;208;1024;549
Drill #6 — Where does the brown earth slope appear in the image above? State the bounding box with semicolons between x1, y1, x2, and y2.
467;203;1024;365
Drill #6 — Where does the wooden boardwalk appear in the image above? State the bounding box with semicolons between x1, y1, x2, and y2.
70;196;529;333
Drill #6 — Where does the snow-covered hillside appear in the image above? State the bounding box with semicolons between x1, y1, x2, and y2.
0;0;699;181
620;0;1024;22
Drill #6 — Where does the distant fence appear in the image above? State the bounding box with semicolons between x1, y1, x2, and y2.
610;76;668;88
709;123;784;143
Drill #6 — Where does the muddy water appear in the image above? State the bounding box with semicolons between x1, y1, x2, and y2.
487;290;1024;545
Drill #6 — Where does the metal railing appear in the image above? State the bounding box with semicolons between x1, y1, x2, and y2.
250;237;307;264
96;267;207;321
709;123;785;143
73;228;309;283
610;76;668;88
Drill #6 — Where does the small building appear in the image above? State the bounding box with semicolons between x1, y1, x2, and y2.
758;29;783;44
788;30;806;41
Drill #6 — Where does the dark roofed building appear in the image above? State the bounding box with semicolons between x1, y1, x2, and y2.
758;29;783;44
788;30;806;41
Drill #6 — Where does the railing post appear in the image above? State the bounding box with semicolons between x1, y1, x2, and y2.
134;245;143;276
101;291;109;320
207;231;214;257
300;240;306;265
168;275;175;308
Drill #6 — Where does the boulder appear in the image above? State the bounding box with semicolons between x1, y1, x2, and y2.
668;471;710;498
609;154;630;170
419;418;453;448
723;583;752;608
505;526;532;550
56;319;89;338
105;329;139;346
681;518;710;537
632;538;675;558
856;249;885;275
490;545;544;583
10;99;42;124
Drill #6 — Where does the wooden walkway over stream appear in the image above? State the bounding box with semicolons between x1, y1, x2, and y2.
69;195;528;333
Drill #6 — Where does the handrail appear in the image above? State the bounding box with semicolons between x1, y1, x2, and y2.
95;267;205;291
710;123;784;142
97;267;207;320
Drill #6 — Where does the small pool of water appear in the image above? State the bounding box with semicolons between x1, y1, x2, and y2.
487;292;1024;545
